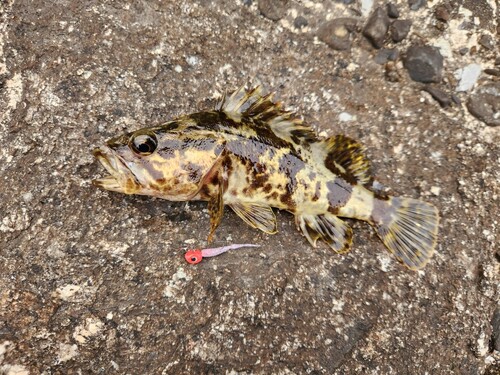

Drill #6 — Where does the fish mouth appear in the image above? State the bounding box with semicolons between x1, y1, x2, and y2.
92;147;137;193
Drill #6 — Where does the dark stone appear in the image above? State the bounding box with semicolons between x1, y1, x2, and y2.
404;45;444;83
243;0;253;6
258;0;289;21
466;83;500;126
422;86;451;108
451;94;461;105
478;34;494;50
387;3;400;18
408;0;426;11
374;48;399;64
337;59;349;69
484;68;500;77
293;16;308;29
363;7;390;49
434;5;450;22
391;19;412;42
496;56;500;66
492;307;500;351
459;47;469;55
317;18;359;51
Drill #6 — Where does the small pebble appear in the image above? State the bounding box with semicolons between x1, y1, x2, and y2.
478;34;494;50
484;68;500;77
391;19;412;42
339;112;354;122
466;83;500;127
258;0;289;21
404;45;443;83
386;3;399;18
458;47;469;56
422;86;451;108
492;308;500;351
434;5;450;22
430;186;441;196
186;56;199;67
363;7;390;49
293;16;308;29
360;0;375;17
374;48;399;64
455;64;481;92
22;192;34;203
408;0;426;11
317;18;359;51
451;94;461;105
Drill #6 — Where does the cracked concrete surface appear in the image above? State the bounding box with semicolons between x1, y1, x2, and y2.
0;0;498;374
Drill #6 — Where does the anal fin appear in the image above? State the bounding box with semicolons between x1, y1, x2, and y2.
296;213;353;254
229;202;277;234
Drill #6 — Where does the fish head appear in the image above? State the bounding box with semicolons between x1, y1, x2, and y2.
93;124;225;200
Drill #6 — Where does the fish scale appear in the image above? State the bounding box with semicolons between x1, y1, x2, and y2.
93;85;439;270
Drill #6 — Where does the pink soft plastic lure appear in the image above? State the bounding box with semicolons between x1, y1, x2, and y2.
184;244;260;264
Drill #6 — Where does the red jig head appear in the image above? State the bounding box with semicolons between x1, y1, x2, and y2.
185;249;203;264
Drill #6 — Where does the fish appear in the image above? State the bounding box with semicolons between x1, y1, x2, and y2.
92;86;439;270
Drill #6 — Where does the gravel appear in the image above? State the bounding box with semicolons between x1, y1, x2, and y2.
390;19;412;42
317;18;359;51
455;63;482;92
466;83;500;126
404;45;444;83
386;3;400;19
362;7;390;49
408;0;426;11
422;86;452;108
258;0;289;21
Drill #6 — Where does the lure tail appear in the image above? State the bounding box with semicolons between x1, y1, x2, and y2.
371;196;439;270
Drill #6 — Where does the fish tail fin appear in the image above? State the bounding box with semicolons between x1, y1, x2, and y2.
371;197;439;270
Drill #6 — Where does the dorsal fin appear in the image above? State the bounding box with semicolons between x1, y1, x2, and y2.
216;85;317;145
322;134;372;185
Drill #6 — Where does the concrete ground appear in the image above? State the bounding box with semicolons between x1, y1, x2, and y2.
0;0;498;374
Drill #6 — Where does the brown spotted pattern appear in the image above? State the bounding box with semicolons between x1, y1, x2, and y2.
93;86;439;269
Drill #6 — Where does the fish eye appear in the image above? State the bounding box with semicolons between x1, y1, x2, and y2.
129;132;158;155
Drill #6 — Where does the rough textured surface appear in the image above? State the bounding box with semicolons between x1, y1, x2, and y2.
0;0;499;374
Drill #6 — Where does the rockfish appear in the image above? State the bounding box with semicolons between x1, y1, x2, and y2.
93;86;439;269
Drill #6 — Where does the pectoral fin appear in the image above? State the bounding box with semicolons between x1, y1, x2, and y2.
296;213;353;253
229;202;277;234
207;182;224;243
